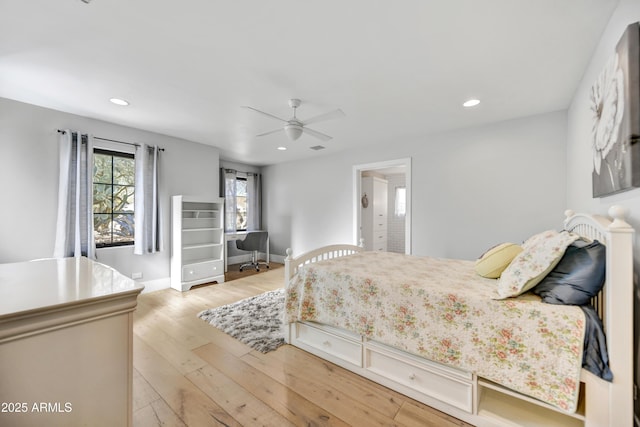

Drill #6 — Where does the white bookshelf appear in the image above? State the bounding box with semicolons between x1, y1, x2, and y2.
171;195;225;291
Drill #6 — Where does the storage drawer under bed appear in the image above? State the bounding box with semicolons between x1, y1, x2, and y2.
291;321;363;368
365;341;475;413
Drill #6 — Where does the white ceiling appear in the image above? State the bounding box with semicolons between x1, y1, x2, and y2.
0;0;618;166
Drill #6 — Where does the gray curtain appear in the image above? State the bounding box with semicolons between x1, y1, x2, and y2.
134;144;162;254
53;130;95;258
223;168;237;232
246;172;262;230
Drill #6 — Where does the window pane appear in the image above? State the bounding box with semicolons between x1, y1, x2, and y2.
395;187;406;217
113;156;135;185
236;179;247;197
112;214;134;243
225;177;236;198
235;179;248;230
236;195;247;230
113;185;135;212
93;184;113;213
93;154;112;184
94;214;112;245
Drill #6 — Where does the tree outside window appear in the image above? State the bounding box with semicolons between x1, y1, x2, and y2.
93;149;135;247
236;178;247;230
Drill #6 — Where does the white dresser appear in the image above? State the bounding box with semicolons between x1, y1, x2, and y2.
0;257;144;427
361;176;388;251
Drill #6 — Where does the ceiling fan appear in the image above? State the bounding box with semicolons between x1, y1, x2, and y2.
243;99;345;142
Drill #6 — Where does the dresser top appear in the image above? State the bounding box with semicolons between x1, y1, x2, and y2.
0;257;144;318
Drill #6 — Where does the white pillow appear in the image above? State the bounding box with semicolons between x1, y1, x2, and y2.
495;230;579;299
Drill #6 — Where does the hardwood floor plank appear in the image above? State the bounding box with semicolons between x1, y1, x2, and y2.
265;344;405;418
193;342;351;427
133;335;241;427
240;348;401;426
394;400;469;427
133;368;161;413
135;320;207;375
187;364;296;427
133;399;187;427
135;302;213;351
223;263;284;284
187;314;256;358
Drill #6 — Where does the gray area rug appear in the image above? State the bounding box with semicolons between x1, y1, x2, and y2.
198;288;285;353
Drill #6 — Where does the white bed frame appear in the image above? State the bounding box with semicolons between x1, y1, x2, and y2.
283;206;634;427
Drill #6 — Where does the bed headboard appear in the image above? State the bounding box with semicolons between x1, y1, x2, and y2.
563;205;633;328
564;205;634;424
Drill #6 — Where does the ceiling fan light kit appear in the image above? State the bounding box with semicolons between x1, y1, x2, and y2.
284;124;303;141
244;99;345;142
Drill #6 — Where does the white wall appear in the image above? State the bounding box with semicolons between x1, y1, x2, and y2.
0;97;220;286
567;0;640;218
263;110;568;260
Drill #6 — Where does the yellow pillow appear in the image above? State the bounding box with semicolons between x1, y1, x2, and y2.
475;243;523;279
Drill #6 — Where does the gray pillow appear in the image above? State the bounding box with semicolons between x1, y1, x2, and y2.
533;240;606;305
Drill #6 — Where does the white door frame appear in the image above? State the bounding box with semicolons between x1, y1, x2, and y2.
353;157;412;254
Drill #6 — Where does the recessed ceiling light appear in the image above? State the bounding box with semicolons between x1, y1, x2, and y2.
109;98;129;106
463;99;480;108
277;146;287;151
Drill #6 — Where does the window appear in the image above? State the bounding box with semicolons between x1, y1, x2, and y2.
394;187;406;217
223;169;262;232
235;178;247;230
93;149;135;247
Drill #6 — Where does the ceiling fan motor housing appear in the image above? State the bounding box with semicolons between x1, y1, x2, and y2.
288;98;301;109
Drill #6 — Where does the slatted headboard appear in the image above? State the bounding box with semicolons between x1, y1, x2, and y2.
563;205;634;426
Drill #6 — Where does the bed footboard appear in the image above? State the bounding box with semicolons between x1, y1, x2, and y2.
283;243;363;344
284;242;363;282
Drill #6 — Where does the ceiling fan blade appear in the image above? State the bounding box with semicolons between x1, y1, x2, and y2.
301;109;345;125
256;128;285;137
242;106;288;123
302;127;332;141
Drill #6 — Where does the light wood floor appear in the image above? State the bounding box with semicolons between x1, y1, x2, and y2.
133;264;474;427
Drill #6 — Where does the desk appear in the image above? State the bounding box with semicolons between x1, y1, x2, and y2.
224;230;269;272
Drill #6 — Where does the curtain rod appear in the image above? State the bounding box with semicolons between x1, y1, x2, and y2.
223;168;260;176
57;129;165;151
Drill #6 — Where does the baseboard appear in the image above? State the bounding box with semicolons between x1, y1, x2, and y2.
143;253;286;293
227;254;253;265
139;277;171;293
270;253;285;264
228;252;285;265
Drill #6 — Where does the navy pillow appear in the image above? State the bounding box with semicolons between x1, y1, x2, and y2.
533;240;606;305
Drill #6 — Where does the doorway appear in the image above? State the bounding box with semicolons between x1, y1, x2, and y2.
353;158;411;254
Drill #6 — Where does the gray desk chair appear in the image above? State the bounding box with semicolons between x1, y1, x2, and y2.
236;231;270;272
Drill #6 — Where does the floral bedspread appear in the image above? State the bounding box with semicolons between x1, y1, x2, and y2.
284;251;586;412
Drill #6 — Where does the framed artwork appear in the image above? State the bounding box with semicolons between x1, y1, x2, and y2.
591;22;640;198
